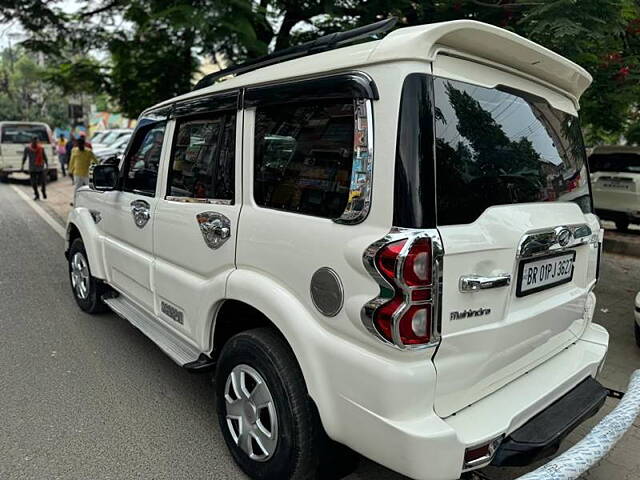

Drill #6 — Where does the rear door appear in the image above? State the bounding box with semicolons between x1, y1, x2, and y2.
429;63;600;417
152;93;240;347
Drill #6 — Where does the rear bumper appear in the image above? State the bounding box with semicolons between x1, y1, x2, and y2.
491;376;608;467
322;323;609;480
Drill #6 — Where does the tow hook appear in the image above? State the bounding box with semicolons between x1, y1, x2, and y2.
606;388;625;400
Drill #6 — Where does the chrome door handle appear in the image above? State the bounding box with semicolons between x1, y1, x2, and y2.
130;199;151;228
459;273;511;292
196;211;231;249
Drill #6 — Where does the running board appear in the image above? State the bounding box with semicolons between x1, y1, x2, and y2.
103;295;202;366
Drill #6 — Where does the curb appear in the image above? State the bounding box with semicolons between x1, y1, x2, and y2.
603;235;640;257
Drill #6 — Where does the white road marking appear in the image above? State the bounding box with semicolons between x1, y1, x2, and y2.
10;185;66;239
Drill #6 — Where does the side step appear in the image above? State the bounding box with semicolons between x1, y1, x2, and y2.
103;295;202;366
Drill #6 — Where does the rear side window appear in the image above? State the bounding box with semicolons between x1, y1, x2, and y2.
589;153;640;173
253;101;354;218
2;124;49;143
434;77;591;225
167;112;235;201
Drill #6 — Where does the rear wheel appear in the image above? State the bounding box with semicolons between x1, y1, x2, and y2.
215;328;356;480
68;238;108;313
615;219;630;232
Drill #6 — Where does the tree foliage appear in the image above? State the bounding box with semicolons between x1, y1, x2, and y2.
1;0;639;144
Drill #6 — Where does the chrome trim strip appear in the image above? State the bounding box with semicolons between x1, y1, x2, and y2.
517;224;592;259
166;196;233;205
334;98;373;225
361;227;443;351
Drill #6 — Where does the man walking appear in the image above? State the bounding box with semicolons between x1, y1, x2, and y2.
68;137;97;200
21;136;48;201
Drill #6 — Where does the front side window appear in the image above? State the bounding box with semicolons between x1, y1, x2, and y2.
253;100;355;218
434;77;591;225
122;122;166;196
167;112;235;201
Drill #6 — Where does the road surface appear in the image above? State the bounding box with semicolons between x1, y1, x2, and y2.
0;182;638;480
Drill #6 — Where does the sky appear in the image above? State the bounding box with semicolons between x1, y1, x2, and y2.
0;1;88;49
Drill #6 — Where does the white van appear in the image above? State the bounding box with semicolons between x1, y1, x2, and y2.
65;19;628;480
0;121;59;181
590;145;640;231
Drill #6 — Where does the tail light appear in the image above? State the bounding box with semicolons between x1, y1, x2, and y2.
363;233;441;349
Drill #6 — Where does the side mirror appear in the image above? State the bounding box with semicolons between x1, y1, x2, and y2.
90;164;119;191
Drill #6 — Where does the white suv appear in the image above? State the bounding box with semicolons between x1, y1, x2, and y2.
66;19;611;480
590;145;640;232
0;121;60;181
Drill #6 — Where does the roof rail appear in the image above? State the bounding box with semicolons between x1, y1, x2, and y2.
193;17;398;91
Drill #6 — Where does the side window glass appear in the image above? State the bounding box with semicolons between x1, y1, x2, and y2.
123;122;166;196
253;100;355;218
167;111;236;201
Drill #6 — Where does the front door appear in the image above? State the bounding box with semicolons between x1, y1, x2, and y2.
153;103;241;348
100;121;168;312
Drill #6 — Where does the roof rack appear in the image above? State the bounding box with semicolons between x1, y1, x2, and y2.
193;17;398;91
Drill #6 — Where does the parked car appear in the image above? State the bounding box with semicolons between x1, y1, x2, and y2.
0;121;60;181
589;145;640;232
94;132;132;162
635;292;640;347
66;19;616;480
91;128;133;149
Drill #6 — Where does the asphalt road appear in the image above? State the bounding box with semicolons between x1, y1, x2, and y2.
1;182;639;480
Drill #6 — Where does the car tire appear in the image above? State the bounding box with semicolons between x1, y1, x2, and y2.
48;169;58;182
215;328;356;480
635;321;640;348
615;219;629;232
68;238;108;314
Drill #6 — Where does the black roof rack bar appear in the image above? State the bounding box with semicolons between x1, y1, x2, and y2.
193;17;398;91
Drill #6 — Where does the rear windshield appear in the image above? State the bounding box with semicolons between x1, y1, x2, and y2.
434;78;591;225
589;153;640;173
1;124;49;143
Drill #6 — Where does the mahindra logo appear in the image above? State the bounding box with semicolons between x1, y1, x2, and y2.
450;308;491;321
555;227;572;247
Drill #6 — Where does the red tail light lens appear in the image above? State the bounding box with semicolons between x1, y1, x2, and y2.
373;236;435;347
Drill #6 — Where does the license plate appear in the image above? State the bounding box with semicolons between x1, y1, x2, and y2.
516;251;576;297
602;180;631;190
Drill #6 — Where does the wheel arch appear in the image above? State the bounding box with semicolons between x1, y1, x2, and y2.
66;209;106;279
217;268;349;441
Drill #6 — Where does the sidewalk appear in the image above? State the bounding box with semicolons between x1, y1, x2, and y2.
11;171;74;227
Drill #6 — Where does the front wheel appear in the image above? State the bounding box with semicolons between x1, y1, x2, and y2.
68;238;107;313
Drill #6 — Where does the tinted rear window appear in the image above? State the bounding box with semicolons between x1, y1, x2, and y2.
434;78;591;225
589;153;640;173
1;124;49;143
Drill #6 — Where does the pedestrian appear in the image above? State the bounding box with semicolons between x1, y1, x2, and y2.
68;137;97;205
56;134;68;176
21;136;48;201
65;136;76;182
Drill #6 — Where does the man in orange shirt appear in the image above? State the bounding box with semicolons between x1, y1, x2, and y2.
21;136;48;201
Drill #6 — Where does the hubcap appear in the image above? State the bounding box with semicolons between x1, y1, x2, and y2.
224;364;278;462
70;252;90;300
